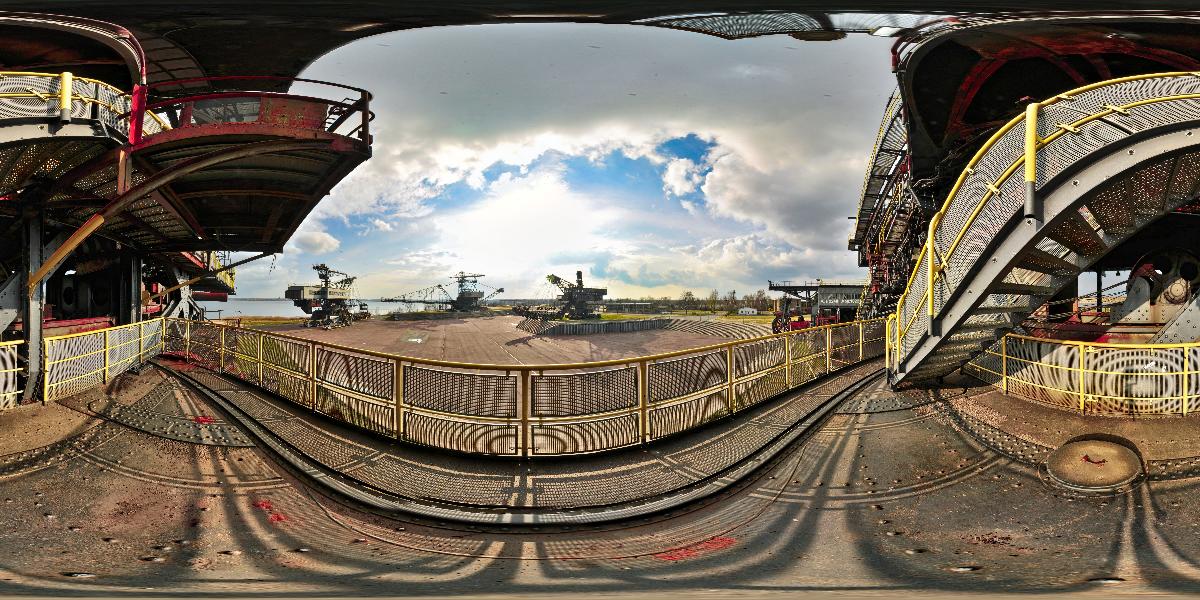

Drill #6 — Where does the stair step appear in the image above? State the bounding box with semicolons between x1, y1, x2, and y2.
1018;247;1080;274
1085;198;1135;235
1046;211;1107;257
973;304;1033;315
992;282;1056;296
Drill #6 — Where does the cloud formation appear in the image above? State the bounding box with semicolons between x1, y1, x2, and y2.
230;24;895;298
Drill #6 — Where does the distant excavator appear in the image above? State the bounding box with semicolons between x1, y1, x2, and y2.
384;272;504;312
284;264;370;329
514;270;607;320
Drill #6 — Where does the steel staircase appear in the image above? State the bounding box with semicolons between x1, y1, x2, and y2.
891;73;1200;384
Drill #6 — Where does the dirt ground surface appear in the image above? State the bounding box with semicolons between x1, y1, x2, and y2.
262;315;735;364
3;360;1200;597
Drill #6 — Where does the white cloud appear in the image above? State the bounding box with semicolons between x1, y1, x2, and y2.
663;157;702;196
288;230;341;255
223;25;896;299
425;166;627;295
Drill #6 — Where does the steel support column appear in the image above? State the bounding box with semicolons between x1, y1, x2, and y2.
21;211;44;402
116;251;141;325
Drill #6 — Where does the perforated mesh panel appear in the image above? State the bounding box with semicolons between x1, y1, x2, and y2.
531;367;637;417
649;391;729;439
735;369;789;409
648;350;726;403
262;364;311;407
0;343;21;410
316;346;394;401
532;414;640;454
404;412;518;455
316;385;395;436
403;365;516;417
734;338;785;378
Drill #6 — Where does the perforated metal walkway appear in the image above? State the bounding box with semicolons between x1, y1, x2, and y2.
157;357;881;514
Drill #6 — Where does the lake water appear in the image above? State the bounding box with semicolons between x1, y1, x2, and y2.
196;299;429;318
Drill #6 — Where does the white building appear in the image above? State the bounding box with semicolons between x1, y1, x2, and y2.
737;307;758;315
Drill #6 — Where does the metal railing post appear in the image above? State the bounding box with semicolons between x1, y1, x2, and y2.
726;346;736;413
520;369;533;457
826;326;833;373
1001;335;1008;394
312;343;321;412
218;327;226;374
58;72;73;123
784;333;793;388
1184;348;1190;416
1077;342;1086;412
638;360;649;443
858;321;865;361
257;333;264;386
394;359;405;439
41;339;49;403
884;318;890;372
102;329;110;383
184;320;191;362
1024;102;1041;220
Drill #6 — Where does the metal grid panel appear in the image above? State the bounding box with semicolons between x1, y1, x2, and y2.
403;365;516;418
733;338;785;378
223;327;260;359
220;351;258;381
105;325;140;376
648;350;726;403
186;323;222;369
531;414;640;455
649;391;729;439
261;364;311;407
315;384;395;436
316;346;394;401
1084;346;1187;414
142;318;884;455
45;331;104;402
139;320;164;362
44;320;165;402
261;335;310;374
790;353;828;387
531;366;637;417
403;412;518;455
734;369;789;409
0;341;24;409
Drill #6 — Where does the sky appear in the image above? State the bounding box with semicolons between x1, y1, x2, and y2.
231;23;897;300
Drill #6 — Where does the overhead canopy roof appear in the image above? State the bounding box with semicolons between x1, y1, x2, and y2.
3;4;1200;82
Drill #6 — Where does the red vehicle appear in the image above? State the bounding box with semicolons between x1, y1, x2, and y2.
772;310;841;333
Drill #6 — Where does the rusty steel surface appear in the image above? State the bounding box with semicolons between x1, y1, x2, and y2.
4;350;1200;594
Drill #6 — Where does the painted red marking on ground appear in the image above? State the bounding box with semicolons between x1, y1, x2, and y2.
1081;454;1107;466
268;513;287;523
653;537;736;561
193;416;215;424
253;499;274;511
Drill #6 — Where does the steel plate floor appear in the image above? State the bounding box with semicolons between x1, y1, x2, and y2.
2;368;1200;595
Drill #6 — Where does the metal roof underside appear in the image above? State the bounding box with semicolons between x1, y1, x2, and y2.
1;4;1197;80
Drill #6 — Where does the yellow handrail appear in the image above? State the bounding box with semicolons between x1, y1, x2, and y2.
163;317;887;456
893;71;1200;369
966;331;1200;415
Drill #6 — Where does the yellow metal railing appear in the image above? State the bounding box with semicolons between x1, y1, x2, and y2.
162;317;886;456
965;333;1200;416
893;72;1200;372
0;339;24;409
43;319;166;403
0;71;130;129
205;252;235;290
